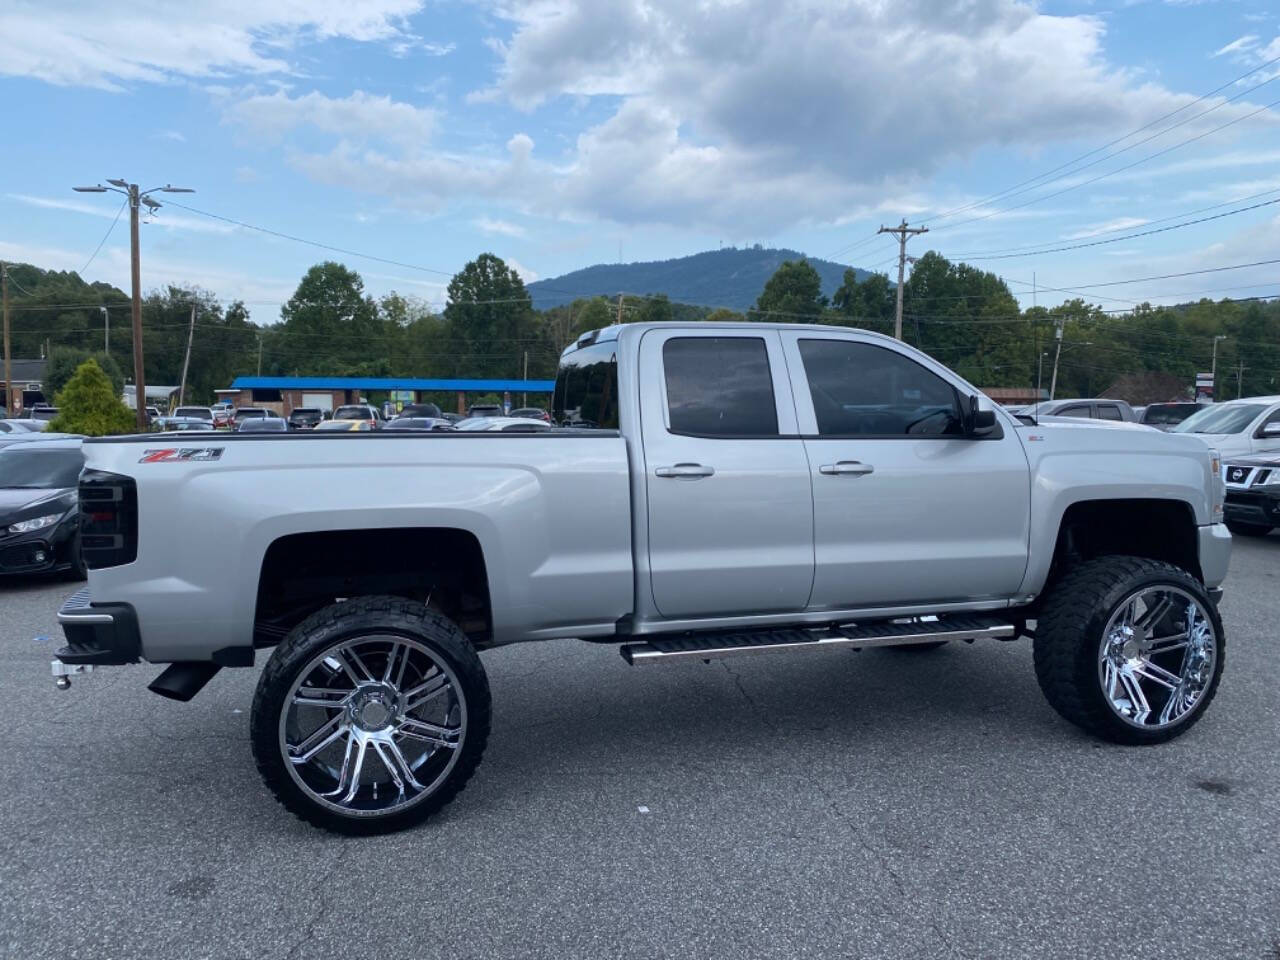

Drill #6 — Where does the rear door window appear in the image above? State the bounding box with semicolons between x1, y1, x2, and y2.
1097;404;1123;421
553;341;619;428
662;337;778;437
1058;405;1093;419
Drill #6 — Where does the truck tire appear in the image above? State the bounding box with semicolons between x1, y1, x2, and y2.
1033;557;1224;745
1225;520;1272;537
250;596;490;835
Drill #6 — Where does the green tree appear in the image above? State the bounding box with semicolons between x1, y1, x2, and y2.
754;259;826;321
832;269;894;334
46;359;135;436
444;254;553;378
46;347;124;399
269;263;386;376
635;293;674;324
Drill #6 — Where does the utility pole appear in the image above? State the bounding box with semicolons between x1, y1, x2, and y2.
257;333;264;376
74;179;194;430
1237;360;1247;399
878;219;928;340
1211;335;1226;398
617;293;624;325
178;303;196;406
100;306;110;355
2;262;11;417
1049;316;1065;401
522;350;528;408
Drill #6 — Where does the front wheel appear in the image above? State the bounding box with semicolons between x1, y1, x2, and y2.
1033;557;1224;745
251;596;490;834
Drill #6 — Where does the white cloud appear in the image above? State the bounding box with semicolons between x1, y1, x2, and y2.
0;0;424;90
473;217;526;237
153;130;186;142
505;257;539;283
1063;217;1150;239
225;89;436;147
7;193;236;234
1213;35;1258;57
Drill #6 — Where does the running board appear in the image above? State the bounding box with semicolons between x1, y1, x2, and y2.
619;615;1015;666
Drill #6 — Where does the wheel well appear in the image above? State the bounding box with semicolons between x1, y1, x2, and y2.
1051;499;1201;583
253;528;492;649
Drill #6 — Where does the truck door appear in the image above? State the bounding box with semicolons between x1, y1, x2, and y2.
639;329;815;619
780;331;1031;610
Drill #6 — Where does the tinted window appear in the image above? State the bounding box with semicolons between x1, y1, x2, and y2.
1097;404;1123;421
333;406;373;420
174;407;212;420
553;341;620;428
663;337;777;437
797;339;959;436
1058;405;1093;419
1174;403;1267;435
0;449;83;488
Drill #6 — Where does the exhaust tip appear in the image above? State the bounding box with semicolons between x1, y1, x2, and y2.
148;662;221;702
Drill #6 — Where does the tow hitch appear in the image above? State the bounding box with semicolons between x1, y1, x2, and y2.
50;658;94;691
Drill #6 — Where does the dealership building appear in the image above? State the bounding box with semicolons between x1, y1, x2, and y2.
220;376;557;417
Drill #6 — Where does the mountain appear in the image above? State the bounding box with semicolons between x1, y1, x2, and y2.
526;246;875;311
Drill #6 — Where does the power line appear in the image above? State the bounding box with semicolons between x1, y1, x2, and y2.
951;196;1280;261
922;54;1280;225
79;199;127;275
936;95;1280;233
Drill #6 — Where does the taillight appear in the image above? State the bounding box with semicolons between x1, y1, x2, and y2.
79;469;139;569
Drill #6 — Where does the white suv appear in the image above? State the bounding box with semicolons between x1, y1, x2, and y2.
1172;397;1280;459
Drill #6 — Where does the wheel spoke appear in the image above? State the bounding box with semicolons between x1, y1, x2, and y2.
374;738;427;795
292;692;349;709
1118;667;1151;723
339;738;369;805
404;670;450;711
383;642;410;687
342;648;377;683
1133;659;1180;690
1135;593;1174;632
397;718;461;749
1147;632;1189;654
290;716;348;764
320;733;358;798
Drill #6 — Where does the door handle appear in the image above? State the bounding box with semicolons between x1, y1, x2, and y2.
655;463;716;479
819;461;874;477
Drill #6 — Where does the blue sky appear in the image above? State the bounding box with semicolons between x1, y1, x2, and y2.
2;0;1278;320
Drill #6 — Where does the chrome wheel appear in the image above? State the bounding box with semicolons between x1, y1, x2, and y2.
279;634;467;817
1097;585;1218;730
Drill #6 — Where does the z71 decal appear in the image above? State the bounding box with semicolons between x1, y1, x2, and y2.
138;448;225;463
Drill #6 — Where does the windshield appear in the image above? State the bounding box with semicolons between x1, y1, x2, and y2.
0;449;83;488
1172;403;1266;435
334;406;372;419
1142;404;1200;425
174;407;212;419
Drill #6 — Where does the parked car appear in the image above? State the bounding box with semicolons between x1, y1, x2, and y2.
1221;452;1280;537
313;419;372;432
29;406;59;423
1139;402;1201;431
161;418;217;433
238;417;288;433
1026;398;1138;422
397;402;443;420
233;407;268;427
455;416;552;432
439;412;463;425
50;321;1231;834
465;403;502;418
509;407;552;423
287;408;326;430
0;420;42;434
383;417;455;432
146;406;163;424
332;404;383;429
211;403;235;428
172;406;214;423
1172;397;1280;459
0;432;81;452
0;437;86;579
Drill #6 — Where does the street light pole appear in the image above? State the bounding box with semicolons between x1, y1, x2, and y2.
74;179;194;430
1211;335;1226;399
2;262;11;418
100;306;109;355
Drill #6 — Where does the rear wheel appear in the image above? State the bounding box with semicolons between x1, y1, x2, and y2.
1225;520;1272;537
1033;556;1224;745
251;596;490;834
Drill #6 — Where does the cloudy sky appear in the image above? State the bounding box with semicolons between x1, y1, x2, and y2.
2;0;1278;317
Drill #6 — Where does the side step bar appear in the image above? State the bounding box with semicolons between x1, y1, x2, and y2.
619;615;1015;666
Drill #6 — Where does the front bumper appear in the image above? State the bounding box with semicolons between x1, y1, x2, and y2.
1224;489;1280;528
0;513;78;575
1198;523;1232;590
54;588;142;665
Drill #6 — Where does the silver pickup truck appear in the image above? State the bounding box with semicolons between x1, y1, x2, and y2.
52;322;1231;834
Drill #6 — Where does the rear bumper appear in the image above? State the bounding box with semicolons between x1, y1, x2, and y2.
54;588;142;665
1197;523;1232;590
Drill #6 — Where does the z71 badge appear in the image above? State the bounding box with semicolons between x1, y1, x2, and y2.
138;447;225;463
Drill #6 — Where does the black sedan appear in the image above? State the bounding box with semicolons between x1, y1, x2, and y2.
1222;453;1280;537
0;438;86;579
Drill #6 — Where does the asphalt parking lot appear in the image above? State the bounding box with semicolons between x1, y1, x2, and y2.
2;542;1278;960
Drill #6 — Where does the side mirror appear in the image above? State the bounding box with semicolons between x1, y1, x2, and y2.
964;394;997;437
